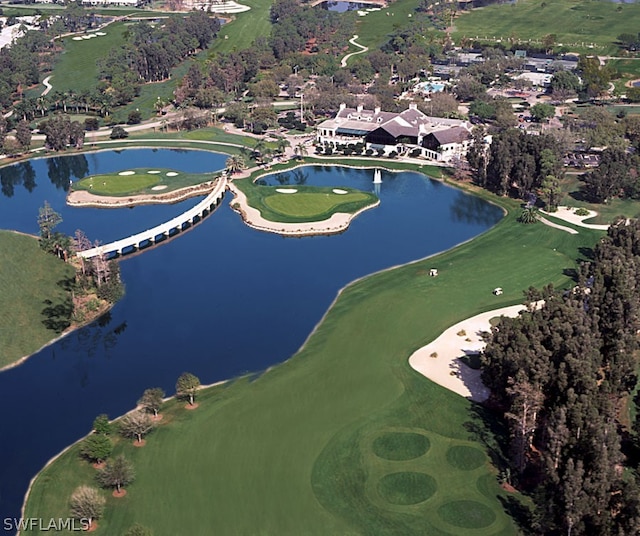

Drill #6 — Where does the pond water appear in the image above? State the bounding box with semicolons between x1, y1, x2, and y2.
0;150;502;522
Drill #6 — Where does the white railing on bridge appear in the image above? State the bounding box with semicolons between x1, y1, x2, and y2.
78;177;227;259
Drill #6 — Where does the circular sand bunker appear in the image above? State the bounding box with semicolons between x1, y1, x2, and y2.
147;170;161;174
118;171;135;176
276;188;297;194
332;188;348;194
151;185;168;191
166;172;179;177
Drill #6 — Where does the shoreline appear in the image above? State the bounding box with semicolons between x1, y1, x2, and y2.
67;180;218;208
228;180;380;237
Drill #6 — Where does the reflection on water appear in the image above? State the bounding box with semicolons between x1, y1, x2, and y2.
450;191;503;226
0;156;503;523
0;161;36;197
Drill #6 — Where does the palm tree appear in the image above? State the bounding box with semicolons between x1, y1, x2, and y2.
225;154;246;175
275;136;290;155
294;142;308;160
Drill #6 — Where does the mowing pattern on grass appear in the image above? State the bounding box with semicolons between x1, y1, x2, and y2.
453;0;640;54
0;231;74;369
372;431;430;461
377;472;437;505
446;445;486;471
438;500;496;529
245;185;378;223
72;168;216;197
24;191;601;535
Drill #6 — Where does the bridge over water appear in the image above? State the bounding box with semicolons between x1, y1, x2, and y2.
78;177;227;259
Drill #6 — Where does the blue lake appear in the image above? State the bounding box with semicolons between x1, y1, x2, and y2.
0;149;502;521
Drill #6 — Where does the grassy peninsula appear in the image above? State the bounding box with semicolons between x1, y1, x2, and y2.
0;231;75;370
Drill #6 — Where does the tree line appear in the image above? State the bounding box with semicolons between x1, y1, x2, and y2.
69;372;202;534
481;219;640;534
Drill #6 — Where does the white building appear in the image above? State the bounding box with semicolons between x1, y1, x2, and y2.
316;103;474;162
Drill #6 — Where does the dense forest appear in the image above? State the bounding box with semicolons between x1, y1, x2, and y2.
482;219;640;535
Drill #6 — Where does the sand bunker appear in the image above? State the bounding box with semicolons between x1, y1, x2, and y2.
151;185;168;191
72;37;83;41
276;188;297;193
118;171;135;176
96;32;107;36
147;170;161;174
332;189;348;194
166;172;179;177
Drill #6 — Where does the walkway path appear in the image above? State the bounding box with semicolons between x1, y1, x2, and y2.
341;35;368;67
537;215;578;235
41;76;53;97
409;304;529;403
77;176;227;259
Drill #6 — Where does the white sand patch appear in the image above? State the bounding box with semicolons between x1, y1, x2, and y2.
332;188;348;194
276;188;297;194
118;171;135;176
539;206;609;230
72;36;83;41
147;170;161;174
82;35;92;40
166;172;179;177
409;305;531;402
96;32;107;36
151;185;168;191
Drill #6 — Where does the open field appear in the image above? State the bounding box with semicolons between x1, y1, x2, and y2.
238;183;379;222
453;0;640;55
211;0;273;53
72;168;217;196
0;231;74;370
24;180;603;534
51;23;129;94
355;0;434;49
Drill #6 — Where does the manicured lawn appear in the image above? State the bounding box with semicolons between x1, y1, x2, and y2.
0;231;74;370
238;182;379;222
355;0;437;49
453;0;640;55
558;174;640;223
72;168;218;196
51;22;129;94
24;182;603;535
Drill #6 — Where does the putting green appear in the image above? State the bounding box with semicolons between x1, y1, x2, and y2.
446;445;487;471
372;431;430;461
74;172;159;195
262;190;375;220
377;472;438;505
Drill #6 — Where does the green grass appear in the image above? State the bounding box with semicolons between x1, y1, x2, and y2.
24;179;604;535
72;168;218;196
247;186;378;222
377;472;438;505
0;231;75;369
453;0;640;55
51;22;129;94
372;432;431;461
558;174;640;223
355;0;435;49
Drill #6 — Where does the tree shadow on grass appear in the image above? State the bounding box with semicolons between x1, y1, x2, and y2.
498;494;537;535
463;403;510;470
41;298;73;333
